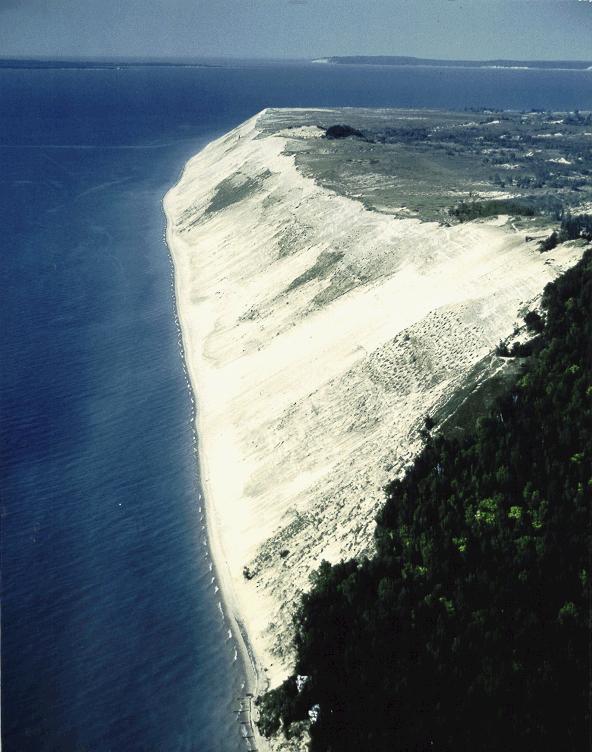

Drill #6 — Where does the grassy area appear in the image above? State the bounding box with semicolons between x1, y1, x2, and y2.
262;108;592;224
205;169;271;215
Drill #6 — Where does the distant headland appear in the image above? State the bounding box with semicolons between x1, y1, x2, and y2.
313;55;592;70
0;58;219;70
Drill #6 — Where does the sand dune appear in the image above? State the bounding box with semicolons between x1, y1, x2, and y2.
164;108;582;693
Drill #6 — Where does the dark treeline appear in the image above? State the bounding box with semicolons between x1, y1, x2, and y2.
450;198;539;222
258;249;592;751
540;214;592;252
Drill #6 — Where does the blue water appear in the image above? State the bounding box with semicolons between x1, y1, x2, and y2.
1;62;591;752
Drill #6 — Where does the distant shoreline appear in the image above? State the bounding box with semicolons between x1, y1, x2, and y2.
0;59;220;70
2;55;591;72
313;55;592;71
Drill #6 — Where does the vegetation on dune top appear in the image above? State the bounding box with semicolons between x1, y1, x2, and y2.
324;124;366;140
449;197;539;222
273;108;592;223
538;213;592;252
257;249;592;751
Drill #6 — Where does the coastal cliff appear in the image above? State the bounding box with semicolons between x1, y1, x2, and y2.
163;107;583;696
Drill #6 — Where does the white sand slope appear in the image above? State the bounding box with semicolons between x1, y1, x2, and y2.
164;108;582;691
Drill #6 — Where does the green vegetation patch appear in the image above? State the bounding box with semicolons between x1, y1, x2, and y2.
205;169;271;215
286;250;345;292
450;198;537;222
538;213;592;252
325;124;366;140
449;194;566;222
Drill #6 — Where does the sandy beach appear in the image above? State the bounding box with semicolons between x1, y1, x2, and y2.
164;155;270;750
163;107;583;704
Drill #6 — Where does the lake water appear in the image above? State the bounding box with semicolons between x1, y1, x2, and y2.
1;61;591;752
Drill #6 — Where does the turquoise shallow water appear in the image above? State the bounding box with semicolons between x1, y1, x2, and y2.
1;62;590;752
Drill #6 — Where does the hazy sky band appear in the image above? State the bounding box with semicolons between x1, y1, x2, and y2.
1;0;591;61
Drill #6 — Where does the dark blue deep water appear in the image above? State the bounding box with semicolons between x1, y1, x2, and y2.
1;62;591;752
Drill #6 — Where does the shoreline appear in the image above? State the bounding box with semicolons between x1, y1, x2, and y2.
163;137;270;751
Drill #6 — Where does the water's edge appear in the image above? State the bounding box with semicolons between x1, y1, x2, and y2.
163;152;269;752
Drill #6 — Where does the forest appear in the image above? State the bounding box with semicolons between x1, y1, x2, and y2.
257;248;591;751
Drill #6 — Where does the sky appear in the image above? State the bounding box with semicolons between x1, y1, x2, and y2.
0;0;591;62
